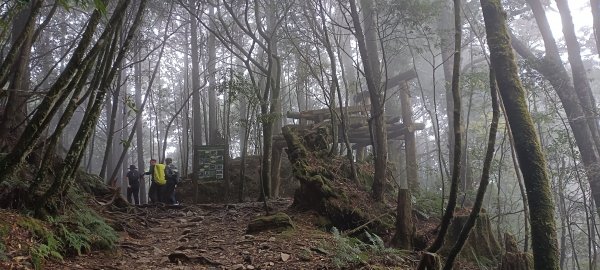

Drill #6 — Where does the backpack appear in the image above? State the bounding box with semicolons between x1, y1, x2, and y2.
153;163;166;185
166;164;179;184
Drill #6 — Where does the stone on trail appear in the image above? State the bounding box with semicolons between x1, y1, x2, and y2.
245;212;295;234
280;252;291;262
230;264;245;270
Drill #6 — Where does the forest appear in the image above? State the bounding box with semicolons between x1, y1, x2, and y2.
0;0;598;269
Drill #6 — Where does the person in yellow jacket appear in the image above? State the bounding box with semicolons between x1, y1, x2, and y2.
145;158;167;203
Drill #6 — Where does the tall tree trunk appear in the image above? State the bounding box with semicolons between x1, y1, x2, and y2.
46;0;144;201
511;0;600;217
190;0;203;203
0;0;43;90
135;49;147;204
0;6;107;184
181;24;191;178
437;0;470;194
556;0;600;146
480;0;560;268
115;68;126;196
318;0;356;181
428;0;463;253
207;7;218;145
29;56;96;198
592;0;600;56
100;73;122;181
350;0;387;202
0;0;36;143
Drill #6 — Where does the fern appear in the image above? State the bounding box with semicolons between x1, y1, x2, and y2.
329;227;368;268
364;231;385;251
58;224;90;255
19;218;63;269
30;241;63;270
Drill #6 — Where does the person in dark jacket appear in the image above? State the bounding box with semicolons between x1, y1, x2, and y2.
163;157;179;204
126;165;141;205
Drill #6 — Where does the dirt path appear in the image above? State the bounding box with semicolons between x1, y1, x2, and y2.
47;199;335;270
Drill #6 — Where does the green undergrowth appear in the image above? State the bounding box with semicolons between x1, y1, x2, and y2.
325;227;411;269
2;173;118;269
414;190;444;217
0;224;8;261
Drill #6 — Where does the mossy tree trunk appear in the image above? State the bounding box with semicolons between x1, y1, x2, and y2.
0;8;104;186
41;0;146;207
29;55;97;198
0;0;43;91
0;0;37;142
480;0;560;269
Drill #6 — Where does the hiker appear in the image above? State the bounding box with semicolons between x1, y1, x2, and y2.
163;157;179;204
145;158;167;203
126;164;141;205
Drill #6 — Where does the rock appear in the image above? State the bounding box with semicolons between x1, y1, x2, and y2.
246;212;295;234
189;216;205;222
167;251;222;266
259;242;270;250
246;265;255;270
243;253;253;264
280;253;291;262
268;237;276;242
244;235;254;239
231;264;245;270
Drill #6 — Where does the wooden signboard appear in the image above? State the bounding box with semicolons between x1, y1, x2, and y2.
195;145;228;181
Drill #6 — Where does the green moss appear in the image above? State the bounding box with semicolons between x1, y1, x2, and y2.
482;0;560;268
0;224;7;261
246;212;295;234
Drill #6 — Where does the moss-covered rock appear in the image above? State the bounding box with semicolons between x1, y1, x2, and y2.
246;212;295;234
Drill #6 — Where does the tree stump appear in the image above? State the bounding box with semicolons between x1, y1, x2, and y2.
498;233;533;270
439;211;500;264
282;125;393;234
